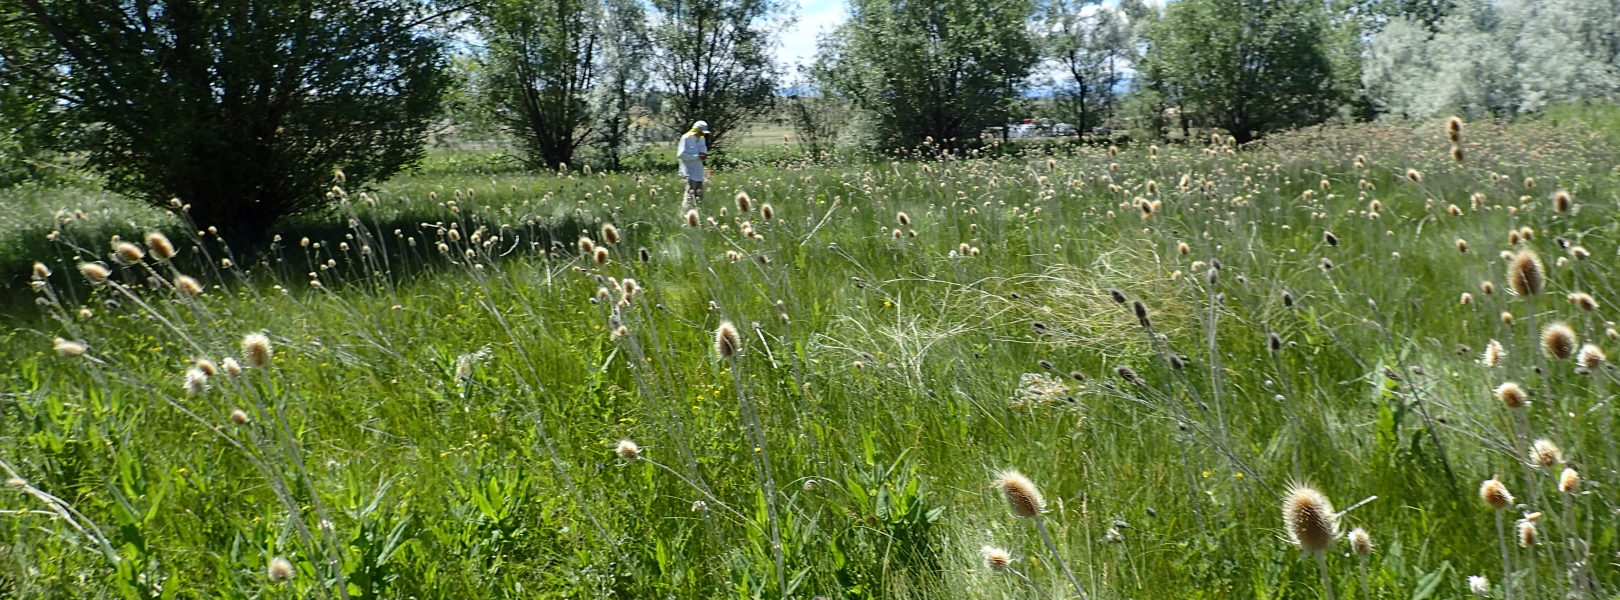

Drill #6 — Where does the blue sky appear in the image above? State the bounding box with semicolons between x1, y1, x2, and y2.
774;0;848;70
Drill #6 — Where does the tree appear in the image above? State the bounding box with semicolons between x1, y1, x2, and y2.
648;0;779;151
591;0;650;170
3;0;451;240
0;2;73;185
1043;0;1130;135
1142;0;1339;143
819;0;1039;151
478;0;600;169
1363;0;1620;119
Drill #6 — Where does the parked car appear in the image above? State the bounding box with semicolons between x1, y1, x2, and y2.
1051;123;1077;136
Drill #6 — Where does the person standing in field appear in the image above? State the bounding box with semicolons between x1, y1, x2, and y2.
677;120;710;208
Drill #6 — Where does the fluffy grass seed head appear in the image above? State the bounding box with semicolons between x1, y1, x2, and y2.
1541;322;1577;360
241;333;273;368
53;338;86;357
1282;483;1337;553
616;440;640;461
980;545;1012;572
1349;527;1373;556
993;470;1045;519
1507;250;1544;296
1529;439;1563;468
714;321;740;358
1559;468;1580;493
267;556;294;583
1479;477;1514;510
1494;381;1527;408
144;232;176;260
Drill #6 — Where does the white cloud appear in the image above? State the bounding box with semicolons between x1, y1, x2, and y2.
775;0;848;71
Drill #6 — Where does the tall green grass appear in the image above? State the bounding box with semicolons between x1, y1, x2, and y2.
3;117;1620;599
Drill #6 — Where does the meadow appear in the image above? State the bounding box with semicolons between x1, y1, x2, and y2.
3;116;1620;600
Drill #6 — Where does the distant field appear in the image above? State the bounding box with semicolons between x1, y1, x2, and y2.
3;117;1620;599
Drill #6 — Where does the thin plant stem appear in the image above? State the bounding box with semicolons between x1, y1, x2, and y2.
1033;515;1089;600
1315;550;1337;600
1497;510;1515;600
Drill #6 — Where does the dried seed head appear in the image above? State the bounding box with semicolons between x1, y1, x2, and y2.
1570;246;1589;260
1529;439;1562;468
1553;191;1571;213
1455;239;1468;253
1324;231;1338;247
1451;145;1465;162
601;224;620;245
1282;483;1337;553
1460;292;1473;305
1501;311;1515;325
1109;288;1127;304
241;333;273;368
175;274;203;296
115;241;144;263
684;210;700;228
229;409;250;425
1446;116;1463;142
578;237;595;254
1132;300;1150;327
1507;250;1544;296
1577;344;1606;372
761;204;774;220
714;321;740;358
594;247;610;265
639;247;651;262
1481;340;1505;367
184;368;208;395
267;556;294;583
735;190;752;213
1481;281;1495;295
1405;169;1422;182
1283;291;1295;307
53;338;86;357
1558;468;1580;493
1268;332;1283;351
993;470;1045;518
79;262;111;284
616;440;640;461
897;212;910;226
1569;293;1598;312
1479;477;1514;510
1448;204;1463;216
1469;575;1491;597
1541;322;1576;360
1495;381;1527;408
1177;242;1190;255
1349;527;1373;556
144;232;176;260
980;545;1012;572
195;359;219;376
1517;520;1538;547
222;357;242;377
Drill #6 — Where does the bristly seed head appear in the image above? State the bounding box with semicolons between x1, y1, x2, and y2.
1507;250;1544;296
1282;483;1337;553
1495;381;1527;408
1529;439;1562;468
714;321;740;358
79;262;111;284
241;333;273;368
1469;575;1490;597
601;224;620;245
267;556;294;583
1517;519;1538;547
616;440;640;461
1559;468;1580;493
1349;527;1372;556
1108;288;1127;304
145;232;176;260
735;190;752;213
53;338;86;357
1541;322;1577;360
980;545;1012;572
1480;477;1514;510
1569;292;1599;312
1481;340;1505;367
993;470;1045;518
1578;344;1606;373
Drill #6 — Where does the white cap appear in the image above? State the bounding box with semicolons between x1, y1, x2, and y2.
693;121;710;132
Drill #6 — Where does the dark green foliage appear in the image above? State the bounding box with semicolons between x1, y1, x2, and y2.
0;3;72;186
1142;0;1340;143
649;0;777;151
820;0;1039;151
4;0;451;240
477;0;600;170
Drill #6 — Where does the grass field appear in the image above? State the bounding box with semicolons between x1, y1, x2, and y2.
3;116;1620;600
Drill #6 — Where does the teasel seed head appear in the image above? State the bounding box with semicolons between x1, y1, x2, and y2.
267;556;294;583
1480;477;1514;510
993;470;1045;518
1283;291;1295;307
1553;190;1571;213
594;247;609;265
144;232;176;260
1570;246;1589;260
1469;575;1491;597
1495;381;1527;409
1115;365;1139;383
1558;468;1580;493
1541;322;1577;360
1406;169;1422;182
53;338;86;357
1205;268;1218;285
1507;250;1544;296
714;321;740;358
229;409;250;425
578;237;595;254
114;241;144;263
79;262;111;284
1529;439;1562;468
1324;231;1338;247
1282;483;1337;553
241;333;273;368
761;204;774;220
1481;281;1495;295
222;357;242;377
195;359;219;377
1268;332;1283;351
175;274;203;296
897;212;910;227
1178;242;1190;255
1448;204;1463;216
980;545;1012;572
1569;292;1598;312
684;210;700;228
1501;311;1515;325
1517;520;1538;547
1349;527;1373;556
1109;288;1127;304
1132;299;1150;327
1460;292;1473;305
31;262;51;280
601;224;620;245
1446;116;1463;142
1577;344;1606;373
735;190;752;213
1481;340;1505;367
1451;145;1465;162
638;247;651;262
616;440;640;461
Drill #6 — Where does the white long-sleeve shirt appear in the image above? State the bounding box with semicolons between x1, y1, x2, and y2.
675;131;708;181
